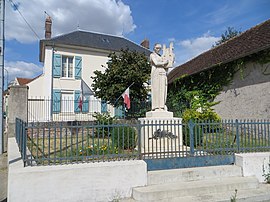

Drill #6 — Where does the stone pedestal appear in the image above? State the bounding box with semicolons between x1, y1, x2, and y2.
146;110;173;118
139;114;182;158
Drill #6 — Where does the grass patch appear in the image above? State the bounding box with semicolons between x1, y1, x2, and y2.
26;127;138;165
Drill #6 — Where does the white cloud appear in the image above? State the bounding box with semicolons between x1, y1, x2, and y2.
174;33;220;65
6;0;136;43
5;61;42;82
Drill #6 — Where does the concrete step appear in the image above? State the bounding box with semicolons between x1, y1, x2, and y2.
132;176;259;201
148;165;242;185
149;184;270;202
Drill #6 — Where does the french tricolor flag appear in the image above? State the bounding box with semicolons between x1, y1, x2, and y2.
121;87;130;110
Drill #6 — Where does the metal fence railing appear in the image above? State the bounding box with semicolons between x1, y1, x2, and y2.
15;119;270;167
28;98;151;122
15;118;27;164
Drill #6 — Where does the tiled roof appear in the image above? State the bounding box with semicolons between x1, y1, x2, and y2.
16;74;41;86
168;19;270;83
40;30;151;62
16;77;34;86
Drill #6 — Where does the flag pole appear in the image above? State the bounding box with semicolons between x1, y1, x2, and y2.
114;82;135;106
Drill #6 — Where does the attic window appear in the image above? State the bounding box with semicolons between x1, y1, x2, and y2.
102;38;110;43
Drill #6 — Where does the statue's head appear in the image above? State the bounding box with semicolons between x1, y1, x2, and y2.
154;43;162;53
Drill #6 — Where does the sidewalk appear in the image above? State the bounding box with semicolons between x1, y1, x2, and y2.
0;153;7;202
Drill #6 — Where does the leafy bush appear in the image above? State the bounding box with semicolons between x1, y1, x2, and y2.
183;122;203;147
93;112;115;137
111;126;137;150
182;108;221;122
182;108;221;147
93;112;115;124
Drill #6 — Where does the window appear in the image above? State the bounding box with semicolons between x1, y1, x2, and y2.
61;56;74;78
61;93;74;113
53;90;89;114
53;54;81;79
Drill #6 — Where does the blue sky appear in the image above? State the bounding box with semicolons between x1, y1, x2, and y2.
4;0;270;88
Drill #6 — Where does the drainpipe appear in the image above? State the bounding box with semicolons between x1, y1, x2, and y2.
50;45;55;122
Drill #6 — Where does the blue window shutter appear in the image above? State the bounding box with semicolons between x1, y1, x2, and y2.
53;89;61;113
82;96;89;113
101;100;107;113
74;90;81;113
115;105;124;118
53;54;61;78
75;56;82;79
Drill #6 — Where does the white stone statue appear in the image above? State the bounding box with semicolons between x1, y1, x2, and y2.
149;43;174;112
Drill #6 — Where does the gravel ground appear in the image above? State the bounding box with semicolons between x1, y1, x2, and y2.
0;153;7;202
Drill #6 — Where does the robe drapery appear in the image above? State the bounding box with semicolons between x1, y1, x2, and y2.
150;52;168;111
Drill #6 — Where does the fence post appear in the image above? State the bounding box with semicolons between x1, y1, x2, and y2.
22;121;27;167
235;119;240;153
188;120;195;156
137;121;142;160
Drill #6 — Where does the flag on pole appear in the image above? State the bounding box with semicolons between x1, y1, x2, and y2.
78;79;94;112
78;95;83;112
121;87;130;109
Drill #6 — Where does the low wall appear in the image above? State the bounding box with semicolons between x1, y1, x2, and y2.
8;138;147;202
235;152;270;183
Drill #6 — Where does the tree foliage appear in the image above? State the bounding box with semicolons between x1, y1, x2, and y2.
91;49;151;106
214;27;241;47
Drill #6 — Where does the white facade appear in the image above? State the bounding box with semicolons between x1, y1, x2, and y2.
29;45;110;97
27;44;120;122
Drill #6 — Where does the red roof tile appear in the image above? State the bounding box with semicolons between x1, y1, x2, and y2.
168;19;270;83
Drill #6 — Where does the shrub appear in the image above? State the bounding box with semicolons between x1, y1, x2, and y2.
111;126;137;150
93;112;115;137
93;112;115;124
182;108;221;147
183;122;203;147
182;108;221;122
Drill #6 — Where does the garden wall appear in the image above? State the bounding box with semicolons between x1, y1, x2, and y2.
235;152;270;183
8;137;147;202
213;61;270;119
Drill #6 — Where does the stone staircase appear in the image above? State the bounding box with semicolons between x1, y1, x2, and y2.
122;165;270;202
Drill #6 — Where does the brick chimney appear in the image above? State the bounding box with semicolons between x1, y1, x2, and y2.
140;39;149;49
45;16;52;39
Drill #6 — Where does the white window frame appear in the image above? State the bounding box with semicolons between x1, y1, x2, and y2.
61;55;74;78
61;92;74;113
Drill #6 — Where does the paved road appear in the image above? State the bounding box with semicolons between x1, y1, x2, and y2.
0;153;7;202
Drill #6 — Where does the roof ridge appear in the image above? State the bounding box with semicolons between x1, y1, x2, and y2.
123;37;152;52
48;29;125;41
49;30;78;40
212;18;270;49
168;18;270;83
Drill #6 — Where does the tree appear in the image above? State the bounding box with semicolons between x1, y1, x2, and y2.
214;27;241;47
91;49;151;107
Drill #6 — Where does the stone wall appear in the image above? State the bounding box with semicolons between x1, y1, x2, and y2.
235;152;270;183
8;138;147;202
213;61;270;119
7;86;28;138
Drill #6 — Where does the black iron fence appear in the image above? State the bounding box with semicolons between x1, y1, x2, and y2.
15;118;270;167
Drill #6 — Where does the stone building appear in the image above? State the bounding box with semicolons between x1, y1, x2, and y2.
168;19;270;119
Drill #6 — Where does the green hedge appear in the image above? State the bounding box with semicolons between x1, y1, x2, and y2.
111;126;137;150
